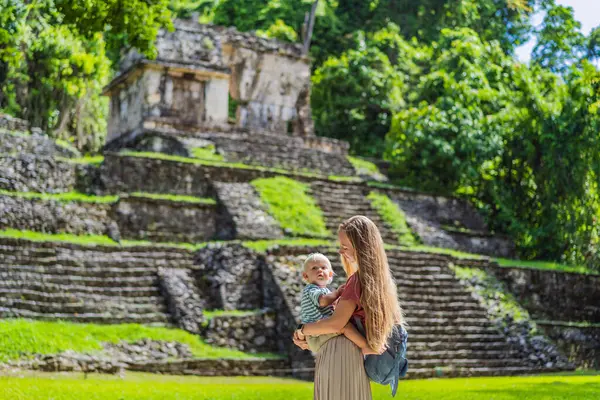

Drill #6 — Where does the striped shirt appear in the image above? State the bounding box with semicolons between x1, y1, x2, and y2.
300;283;334;323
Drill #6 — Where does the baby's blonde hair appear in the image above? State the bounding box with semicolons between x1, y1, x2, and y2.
302;253;334;284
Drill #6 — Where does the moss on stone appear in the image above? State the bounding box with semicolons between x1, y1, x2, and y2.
242;238;334;253
57;155;104;165
367;191;416;246
129;192;216;205
251;177;330;239
451;265;532;327
0;229;208;250
0;190;118;204
190;146;224;161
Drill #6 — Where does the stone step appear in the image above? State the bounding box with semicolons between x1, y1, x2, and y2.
402;301;485;313
410;340;510;352
393;272;458;282
0;307;170;324
408;349;521;360
396;280;465;289
407;333;507;343
397;288;475;297
404;317;492;327
408;325;499;335
407;366;564;379
405;309;488;320
0;280;162;297
4;264;161;278
0;272;158;287
0;297;167;314
0;255;194;269
410;357;528;369
0;287;165;305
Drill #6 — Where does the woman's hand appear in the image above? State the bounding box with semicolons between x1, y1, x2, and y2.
293;329;309;350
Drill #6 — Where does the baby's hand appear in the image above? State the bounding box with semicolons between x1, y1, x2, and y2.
335;284;346;297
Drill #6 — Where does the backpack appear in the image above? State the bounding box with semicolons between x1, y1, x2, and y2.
354;317;408;397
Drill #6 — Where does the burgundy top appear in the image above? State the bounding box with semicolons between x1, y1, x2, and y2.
339;273;366;327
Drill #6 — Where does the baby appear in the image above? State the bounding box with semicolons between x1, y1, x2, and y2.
299;252;376;354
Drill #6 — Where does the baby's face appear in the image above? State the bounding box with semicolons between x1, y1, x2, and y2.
303;258;333;287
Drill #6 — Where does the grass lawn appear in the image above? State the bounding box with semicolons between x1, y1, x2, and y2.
0;371;598;400
0;320;279;363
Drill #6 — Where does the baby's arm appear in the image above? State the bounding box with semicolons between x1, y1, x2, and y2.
341;323;379;355
318;286;344;307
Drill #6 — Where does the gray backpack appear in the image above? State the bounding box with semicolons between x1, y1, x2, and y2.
354;317;408;397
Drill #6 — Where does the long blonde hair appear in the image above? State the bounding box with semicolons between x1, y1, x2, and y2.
339;215;404;351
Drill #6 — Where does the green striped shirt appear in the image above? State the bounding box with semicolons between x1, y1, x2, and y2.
300;284;334;323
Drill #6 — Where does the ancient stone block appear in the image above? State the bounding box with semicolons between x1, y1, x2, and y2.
113;195;217;242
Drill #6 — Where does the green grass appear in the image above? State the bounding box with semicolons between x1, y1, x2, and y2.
400;244;486;260
368;191;417;246
242;238;334;253
57;155;104;165
0;189;216;206
327;175;362;183
347;156;380;175
0;229;209;250
535;320;600;328
53;139;81;156
495;257;597;275
0;320;273;363
0;190;118;204
190;146;224;161
251;176;330;238
0;372;599;400
129;192;216;205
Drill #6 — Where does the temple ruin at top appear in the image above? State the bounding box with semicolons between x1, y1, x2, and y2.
102;18;351;175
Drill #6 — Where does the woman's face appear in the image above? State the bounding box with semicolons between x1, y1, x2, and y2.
338;230;356;264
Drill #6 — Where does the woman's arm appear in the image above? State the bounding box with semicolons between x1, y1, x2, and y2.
301;298;357;336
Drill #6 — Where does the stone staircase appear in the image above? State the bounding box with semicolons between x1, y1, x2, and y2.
310;181;398;244
278;247;569;379
387;249;565;377
0;238;194;324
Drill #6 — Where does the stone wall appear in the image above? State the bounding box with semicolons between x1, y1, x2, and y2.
0;114;30;132
128;358;290;377
0;155;78;193
194;244;263;310
113;195;217;242
538;323;600;369
1;129;79;158
203;310;279;353
101;153;214;196
486;265;600;322
203;131;354;176
0;195;114;236
383;187;515;257
158;268;206;334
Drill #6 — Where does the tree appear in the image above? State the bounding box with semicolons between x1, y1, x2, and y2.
586;26;600;63
385;28;507;193
312;25;417;157
532;2;586;73
0;0;172;151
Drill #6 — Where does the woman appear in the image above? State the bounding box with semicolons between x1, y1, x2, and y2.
293;215;404;400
